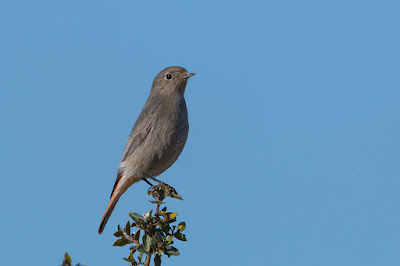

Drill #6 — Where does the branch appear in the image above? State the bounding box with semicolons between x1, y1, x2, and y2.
113;183;187;265
144;254;151;266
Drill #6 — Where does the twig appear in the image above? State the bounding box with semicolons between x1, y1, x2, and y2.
155;203;160;216
144;254;151;266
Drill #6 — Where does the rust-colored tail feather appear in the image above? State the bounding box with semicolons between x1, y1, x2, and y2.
98;193;120;234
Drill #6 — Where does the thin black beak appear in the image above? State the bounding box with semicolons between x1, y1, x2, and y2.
182;72;196;79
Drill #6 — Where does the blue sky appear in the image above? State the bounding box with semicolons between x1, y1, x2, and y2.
1;1;399;265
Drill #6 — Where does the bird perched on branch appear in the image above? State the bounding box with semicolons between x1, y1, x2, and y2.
98;66;195;234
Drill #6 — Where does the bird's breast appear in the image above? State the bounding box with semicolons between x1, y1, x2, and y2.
141;97;189;176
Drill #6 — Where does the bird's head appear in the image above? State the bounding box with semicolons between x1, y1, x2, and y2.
151;66;195;96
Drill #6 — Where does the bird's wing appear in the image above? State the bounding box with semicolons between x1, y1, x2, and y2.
110;99;161;198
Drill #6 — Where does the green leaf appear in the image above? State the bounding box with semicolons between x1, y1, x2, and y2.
129;212;144;222
114;230;123;237
164;246;180;256
125;221;131;235
171;193;183;200
177;222;186;232
123;258;131;262
64;252;71;264
169;213;178;220
162;224;171;233
138;252;143;260
154;254;161;266
156;229;164;241
174;232;187;241
143;234;152;252
166;235;173;244
137;245;152;255
133;230;141;241
113;238;130;246
150;200;165;204
151;235;157;246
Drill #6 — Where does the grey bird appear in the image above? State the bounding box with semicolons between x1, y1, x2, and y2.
98;66;195;234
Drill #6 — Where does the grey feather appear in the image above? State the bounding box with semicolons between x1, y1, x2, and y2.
99;66;195;234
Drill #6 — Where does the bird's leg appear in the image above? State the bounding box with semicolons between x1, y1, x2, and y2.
148;176;165;185
139;173;155;186
141;173;167;186
142;178;154;186
141;173;166;186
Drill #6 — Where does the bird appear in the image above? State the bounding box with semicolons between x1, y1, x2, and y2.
98;66;195;234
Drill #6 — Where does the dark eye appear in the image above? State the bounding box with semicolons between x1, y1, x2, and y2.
165;74;172;80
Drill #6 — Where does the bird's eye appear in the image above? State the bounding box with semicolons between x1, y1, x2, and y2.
165;74;172;80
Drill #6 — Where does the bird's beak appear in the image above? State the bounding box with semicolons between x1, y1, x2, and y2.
181;72;196;79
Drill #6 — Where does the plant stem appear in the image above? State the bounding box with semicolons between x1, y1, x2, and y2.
144;254;151;266
155;203;160;216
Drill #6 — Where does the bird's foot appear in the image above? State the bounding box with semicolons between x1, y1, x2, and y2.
147;182;182;201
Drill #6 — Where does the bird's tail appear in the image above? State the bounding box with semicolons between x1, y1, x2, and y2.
98;192;121;234
98;176;139;234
